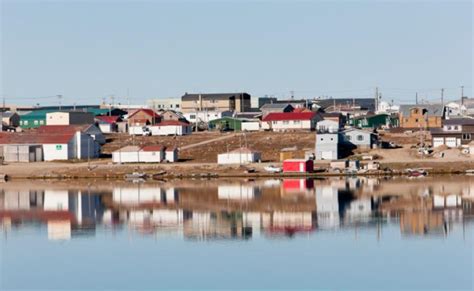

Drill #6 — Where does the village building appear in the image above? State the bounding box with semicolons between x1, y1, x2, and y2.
181;92;251;113
316;119;340;133
282;159;313;173
208;117;248;131
1;112;20;128
19;109;56;128
430;118;474;148
127;109;161;127
183;110;233;124
342;128;378;149
315;132;340;160
160;110;187;122
217;147;261;165
350;113;398;129
240;120;261;131
165;147;179;162
399;104;445;129
95;115;120;133
149;120;192;136
312;98;376;115
112;145;178;163
0;130;100;162
147;97;181;111
46;111;95;126
260;103;294;117
262;112;321;131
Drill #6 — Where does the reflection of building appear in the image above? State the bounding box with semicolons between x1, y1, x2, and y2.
218;185;260;200
400;211;446;236
345;198;373;220
183;211;252;240
113;187;178;206
315;186;340;229
282;179;314;195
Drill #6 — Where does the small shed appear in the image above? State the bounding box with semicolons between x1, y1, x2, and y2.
165;147;178;162
140;145;165;163
217;147;261;165
112;146;141;163
283;159;313;173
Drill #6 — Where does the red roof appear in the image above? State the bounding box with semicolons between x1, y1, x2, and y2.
96;115;120;124
0;132;76;144
128;109;160;118
37;125;90;134
262;112;317;121
141;145;164;152
156;120;190;126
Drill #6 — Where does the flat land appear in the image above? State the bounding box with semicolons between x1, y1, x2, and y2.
1;130;474;179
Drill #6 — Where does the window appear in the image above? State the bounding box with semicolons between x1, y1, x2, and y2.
272;121;277;125
346;135;352;141
34;120;38;125
357;135;364;141
283;120;289;125
40;120;44;125
454;126;459;130
176;104;180;108
190;114;196;119
462;133;471;140
24;120;28;125
448;126;452;130
294;120;301;124
415;119;419;122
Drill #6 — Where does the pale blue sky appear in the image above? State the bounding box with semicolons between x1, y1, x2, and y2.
1;0;472;106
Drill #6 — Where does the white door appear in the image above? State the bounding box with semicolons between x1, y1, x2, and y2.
445;137;457;147
432;137;444;148
322;151;333;160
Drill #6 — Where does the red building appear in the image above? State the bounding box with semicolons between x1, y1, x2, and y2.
283;159;314;173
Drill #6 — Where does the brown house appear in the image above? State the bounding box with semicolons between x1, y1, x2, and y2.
181;93;251;113
399;104;444;129
431;118;474;148
127;109;161;126
160;110;187;122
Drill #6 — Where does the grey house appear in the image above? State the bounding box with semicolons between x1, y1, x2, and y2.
315;133;340;160
342;128;377;149
260;103;294;116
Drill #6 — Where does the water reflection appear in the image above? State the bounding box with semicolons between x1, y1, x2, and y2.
1;177;473;241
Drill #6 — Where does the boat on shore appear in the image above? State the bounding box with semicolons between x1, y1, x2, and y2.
406;168;427;177
125;172;148;180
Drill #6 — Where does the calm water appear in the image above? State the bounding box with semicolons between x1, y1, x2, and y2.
1;176;473;290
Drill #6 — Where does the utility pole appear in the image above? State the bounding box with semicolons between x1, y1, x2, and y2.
57;95;63;111
461;85;464;105
110;95;115;116
441;88;444;105
374;87;379;112
416;92;418;105
2;96;5;112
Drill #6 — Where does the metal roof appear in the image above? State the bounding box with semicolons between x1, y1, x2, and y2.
399;104;445;117
262;112;317;121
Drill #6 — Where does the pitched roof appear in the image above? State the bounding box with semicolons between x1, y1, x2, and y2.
260;103;293;110
128;109;160;118
443;118;474;126
37;125;92;134
0;132;75;145
96;115;120;124
262;112;317;121
399;104;445;117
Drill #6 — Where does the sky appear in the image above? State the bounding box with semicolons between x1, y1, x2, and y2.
0;0;472;106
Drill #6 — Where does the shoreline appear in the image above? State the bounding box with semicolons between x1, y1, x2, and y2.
1;160;473;180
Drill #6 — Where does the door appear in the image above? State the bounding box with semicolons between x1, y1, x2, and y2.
432;137;444;148
321;151;333;160
445;137;457;147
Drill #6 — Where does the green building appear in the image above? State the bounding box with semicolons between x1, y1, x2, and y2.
208;117;243;131
350;113;399;129
19;109;56;129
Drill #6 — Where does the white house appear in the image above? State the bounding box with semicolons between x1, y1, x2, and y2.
183;110;233;123
241;121;261;131
149;121;192;136
46;111;94;126
95;116;120;133
315;185;340;229
342;128;377;149
0;130;100;161
165;147;179;162
217;147;261;165
316;119;340;133
218;184;259;200
37;124;106;145
262;112;321;131
112;145;167;163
